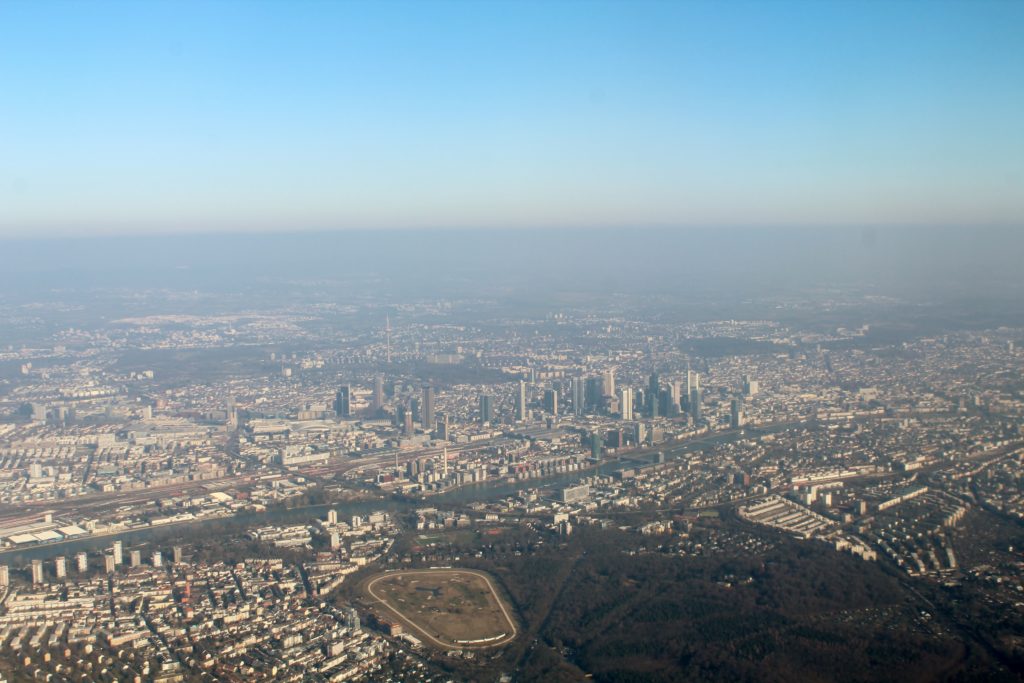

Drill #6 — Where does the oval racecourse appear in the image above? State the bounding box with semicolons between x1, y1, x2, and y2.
364;568;518;649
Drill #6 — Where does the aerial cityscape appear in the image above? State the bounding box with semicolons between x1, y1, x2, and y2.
0;229;1022;681
2;0;1023;681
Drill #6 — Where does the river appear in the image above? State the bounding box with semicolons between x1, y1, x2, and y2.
0;423;782;565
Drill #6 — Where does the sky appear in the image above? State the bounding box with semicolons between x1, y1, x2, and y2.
1;0;1022;237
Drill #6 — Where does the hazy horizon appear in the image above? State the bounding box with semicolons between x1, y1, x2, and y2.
2;226;1022;309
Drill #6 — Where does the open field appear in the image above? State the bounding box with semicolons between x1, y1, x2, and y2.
365;568;517;649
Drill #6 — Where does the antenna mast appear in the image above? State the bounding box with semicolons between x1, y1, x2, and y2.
385;314;392;363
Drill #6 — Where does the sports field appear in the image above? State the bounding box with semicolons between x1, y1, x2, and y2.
365;568;517;649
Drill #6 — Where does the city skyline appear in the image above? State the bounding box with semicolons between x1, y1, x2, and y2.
2;0;1023;236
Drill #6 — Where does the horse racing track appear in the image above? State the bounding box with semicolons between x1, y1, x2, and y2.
364;568;518;649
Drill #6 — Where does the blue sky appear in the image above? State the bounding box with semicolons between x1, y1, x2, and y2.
1;0;1021;236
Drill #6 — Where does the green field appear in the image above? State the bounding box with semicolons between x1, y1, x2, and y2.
366;569;517;648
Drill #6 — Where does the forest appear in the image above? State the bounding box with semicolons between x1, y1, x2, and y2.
445;524;1018;682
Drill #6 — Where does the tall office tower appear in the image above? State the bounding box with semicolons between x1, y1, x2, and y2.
435;413;449;440
385;314;391;363
585;376;605;410
515;380;527;421
55;556;66;579
32;559;44;584
0;565;8;587
410;397;420;423
403;406;415;436
730;398;743;428
690;388;702;423
372;375;384;411
333;385;351;418
572;377;585;416
591;432;603;460
543;389;559;416
105;555;116;573
113;541;123;566
602;371;616;398
130;550;142;568
619;387;634;420
658;388;673;418
328;509;338;525
172;546;183;564
668;383;681;416
687;370;700;394
479;394;493;424
648;372;660;417
422;385;435;428
152;551;163;568
634;422;648;446
742;375;759;396
76;552;88;573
